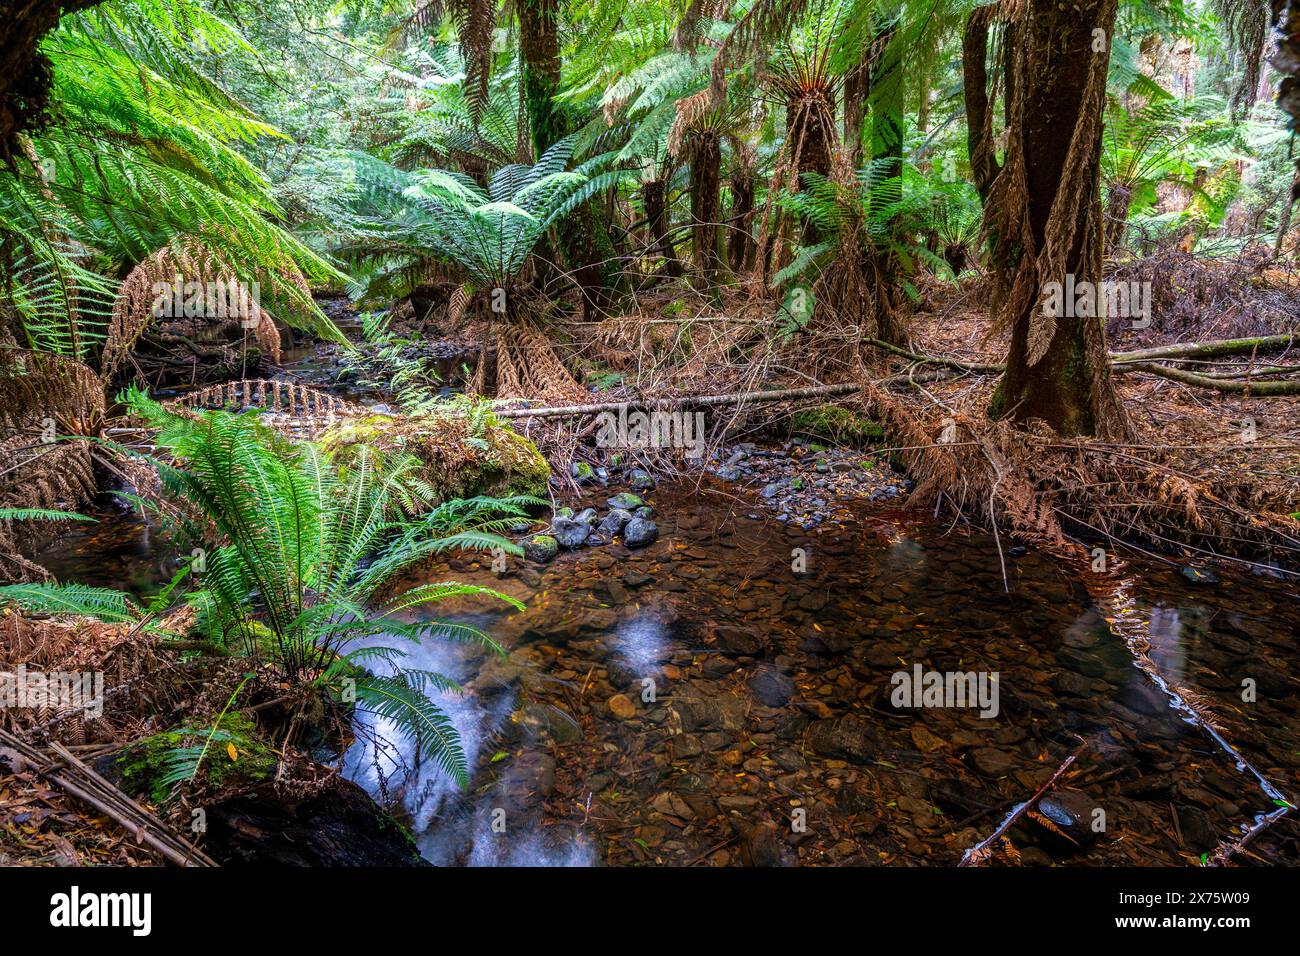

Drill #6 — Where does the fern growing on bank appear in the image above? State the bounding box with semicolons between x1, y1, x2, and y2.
0;390;531;788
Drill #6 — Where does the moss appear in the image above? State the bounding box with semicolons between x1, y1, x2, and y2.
117;712;278;805
784;406;886;448
322;409;551;503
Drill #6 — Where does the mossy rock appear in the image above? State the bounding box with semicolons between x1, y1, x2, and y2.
783;405;885;448
117;712;278;806
321;410;550;503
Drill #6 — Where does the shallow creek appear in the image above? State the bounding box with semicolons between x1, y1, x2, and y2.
28;336;1300;865
336;481;1300;867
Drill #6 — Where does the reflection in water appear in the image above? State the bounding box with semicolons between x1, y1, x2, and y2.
28;479;1300;866
1146;606;1184;686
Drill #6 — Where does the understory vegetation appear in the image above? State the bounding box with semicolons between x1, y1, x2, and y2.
1;0;1299;866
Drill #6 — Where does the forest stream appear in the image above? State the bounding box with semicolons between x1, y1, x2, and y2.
34;431;1300;867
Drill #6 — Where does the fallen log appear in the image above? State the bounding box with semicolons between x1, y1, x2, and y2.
1119;363;1300;395
495;382;865;419
1110;333;1298;363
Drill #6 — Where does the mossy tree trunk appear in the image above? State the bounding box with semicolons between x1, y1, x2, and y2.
982;0;1128;440
1;0;104;161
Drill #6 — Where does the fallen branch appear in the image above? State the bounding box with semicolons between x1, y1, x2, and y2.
959;739;1088;867
1205;805;1293;867
495;372;958;420
1118;363;1300;395
0;727;217;867
1109;333;1298;363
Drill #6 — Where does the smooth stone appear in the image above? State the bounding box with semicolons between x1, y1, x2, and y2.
622;517;658;548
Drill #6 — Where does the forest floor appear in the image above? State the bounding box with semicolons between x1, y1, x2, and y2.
5;254;1299;868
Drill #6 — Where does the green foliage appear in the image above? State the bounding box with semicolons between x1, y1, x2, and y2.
0;0;350;368
340;137;589;304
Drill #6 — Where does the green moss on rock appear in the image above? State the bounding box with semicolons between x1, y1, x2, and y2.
321;408;550;503
784;405;885;448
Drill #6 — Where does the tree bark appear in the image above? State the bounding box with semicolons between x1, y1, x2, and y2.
1;0;105;162
984;0;1128;440
728;162;755;273
642;178;681;276
689;129;724;290
518;0;625;316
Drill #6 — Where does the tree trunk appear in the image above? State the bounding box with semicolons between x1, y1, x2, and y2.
984;0;1128;440
1;0;105;162
1276;1;1300;183
518;0;625;316
728;163;756;273
1105;183;1132;254
642;178;681;276
689;129;724;289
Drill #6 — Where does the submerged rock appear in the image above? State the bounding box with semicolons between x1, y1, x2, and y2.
748;666;794;707
1180;565;1220;585
807;715;880;762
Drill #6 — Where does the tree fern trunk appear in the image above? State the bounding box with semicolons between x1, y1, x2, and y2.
689;129;724;291
518;0;625;316
0;0;104;161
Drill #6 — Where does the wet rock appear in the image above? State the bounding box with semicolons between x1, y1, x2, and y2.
630;469;656;492
608;694;637;719
1032;790;1102;850
807;714;880;762
1179;565;1219;586
738;821;785;867
676;686;746;732
1174;805;1218;852
1020;846;1053;867
622;517;659;548
607;492;645;510
570;461;596;483
714;625;766;655
523;534;559;563
672;735;704;759
598;577;630;604
551;516;592;549
634;505;654;519
622;570;653;588
909;725;946;753
748;667;794;707
969;747;1017;777
514;702;582;744
575;507;600;525
597;508;632;535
